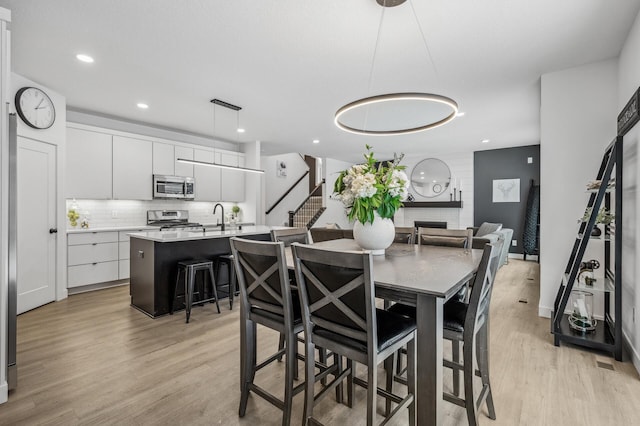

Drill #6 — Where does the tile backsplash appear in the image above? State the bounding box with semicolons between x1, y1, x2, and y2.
65;199;242;229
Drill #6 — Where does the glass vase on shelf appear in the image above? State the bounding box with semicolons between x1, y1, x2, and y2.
67;199;80;228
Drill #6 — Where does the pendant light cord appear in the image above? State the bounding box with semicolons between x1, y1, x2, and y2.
363;3;387;132
408;0;438;78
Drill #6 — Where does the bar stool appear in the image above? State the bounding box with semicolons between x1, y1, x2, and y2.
214;254;237;309
171;259;221;323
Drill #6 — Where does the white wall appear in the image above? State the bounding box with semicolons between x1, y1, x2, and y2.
242;141;262;225
262;153;309;226
11;74;68;304
320;157;352;229
618;9;640;371
394;151;474;229
0;6;10;405
539;59;618;319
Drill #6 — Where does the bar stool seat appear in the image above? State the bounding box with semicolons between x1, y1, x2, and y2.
172;259;221;323
215;254;237;310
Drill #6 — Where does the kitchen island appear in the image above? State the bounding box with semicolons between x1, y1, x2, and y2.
128;226;286;317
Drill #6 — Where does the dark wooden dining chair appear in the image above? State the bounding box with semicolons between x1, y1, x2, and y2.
270;227;317;367
230;237;305;426
443;240;502;425
388;241;503;426
292;243;417;426
393;226;416;244
271;227;314;247
417;227;473;248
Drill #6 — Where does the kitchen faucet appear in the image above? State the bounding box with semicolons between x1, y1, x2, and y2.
213;203;225;231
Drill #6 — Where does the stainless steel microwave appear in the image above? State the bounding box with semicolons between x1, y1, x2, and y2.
153;175;195;200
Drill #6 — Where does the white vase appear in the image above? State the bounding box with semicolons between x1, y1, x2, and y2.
352;212;395;255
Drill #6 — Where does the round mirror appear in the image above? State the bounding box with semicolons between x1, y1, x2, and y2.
411;158;451;198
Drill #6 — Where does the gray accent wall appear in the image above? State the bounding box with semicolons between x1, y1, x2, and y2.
474;145;540;255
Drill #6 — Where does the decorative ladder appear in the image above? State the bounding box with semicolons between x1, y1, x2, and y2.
551;136;622;360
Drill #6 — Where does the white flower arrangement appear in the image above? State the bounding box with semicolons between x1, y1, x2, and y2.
333;145;409;224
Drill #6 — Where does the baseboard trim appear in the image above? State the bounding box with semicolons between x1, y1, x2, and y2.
622;330;640;375
68;280;128;295
0;380;8;404
538;305;553;318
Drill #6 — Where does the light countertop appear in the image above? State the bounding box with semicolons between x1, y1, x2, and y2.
66;222;255;234
127;225;289;243
67;225;156;234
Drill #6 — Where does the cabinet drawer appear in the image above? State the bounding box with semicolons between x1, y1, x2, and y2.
68;261;119;288
68;242;118;266
119;241;130;260
119;259;130;280
68;232;118;245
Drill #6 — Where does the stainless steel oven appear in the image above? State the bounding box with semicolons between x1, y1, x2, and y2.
153;175;194;200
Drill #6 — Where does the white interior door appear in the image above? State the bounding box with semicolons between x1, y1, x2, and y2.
17;137;56;314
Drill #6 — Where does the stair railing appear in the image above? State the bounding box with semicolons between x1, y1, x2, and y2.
265;170;310;215
288;179;326;228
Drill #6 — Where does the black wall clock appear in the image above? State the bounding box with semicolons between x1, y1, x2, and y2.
15;87;56;129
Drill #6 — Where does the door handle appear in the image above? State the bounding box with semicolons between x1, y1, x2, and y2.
49;228;58;234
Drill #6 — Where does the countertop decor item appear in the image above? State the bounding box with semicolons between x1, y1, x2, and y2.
67;199;80;227
333;145;408;253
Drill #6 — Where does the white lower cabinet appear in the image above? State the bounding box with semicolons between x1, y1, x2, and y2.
67;229;145;288
68;262;119;288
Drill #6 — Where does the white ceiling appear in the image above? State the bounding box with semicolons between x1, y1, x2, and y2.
2;0;639;162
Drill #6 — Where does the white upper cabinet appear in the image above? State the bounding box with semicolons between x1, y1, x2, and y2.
66;127;112;199
194;149;221;201
174;146;194;177
220;152;245;202
112;136;153;200
153;142;175;176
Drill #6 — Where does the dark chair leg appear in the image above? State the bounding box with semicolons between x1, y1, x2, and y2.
186;267;194;323
277;334;285;362
229;260;236;310
319;348;327;386
346;359;354;408
302;338;316;424
478;323;496;419
407;337;416;426
366;359;377;426
464;332;478;426
170;268;181;315
384;355;394;416
334;354;343;404
208;264;221;313
452;340;460;396
282;329;296;426
239;319;256;417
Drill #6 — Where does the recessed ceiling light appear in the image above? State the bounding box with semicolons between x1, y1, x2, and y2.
313;139;320;144
237;128;245;133
76;54;94;63
456;112;465;117
137;103;149;109
420;171;424;175
482;139;490;143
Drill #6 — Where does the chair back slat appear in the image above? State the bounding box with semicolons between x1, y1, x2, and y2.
465;240;503;337
394;226;416;244
417;227;473;248
292;244;376;351
271;228;313;247
230;237;294;323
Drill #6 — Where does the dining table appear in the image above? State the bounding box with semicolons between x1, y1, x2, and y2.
285;238;483;426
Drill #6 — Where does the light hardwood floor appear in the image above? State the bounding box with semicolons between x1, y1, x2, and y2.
1;260;639;425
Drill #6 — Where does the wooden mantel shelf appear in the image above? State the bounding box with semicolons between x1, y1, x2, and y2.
402;201;463;208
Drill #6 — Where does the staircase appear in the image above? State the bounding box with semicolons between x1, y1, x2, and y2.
289;195;325;228
289;180;326;229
